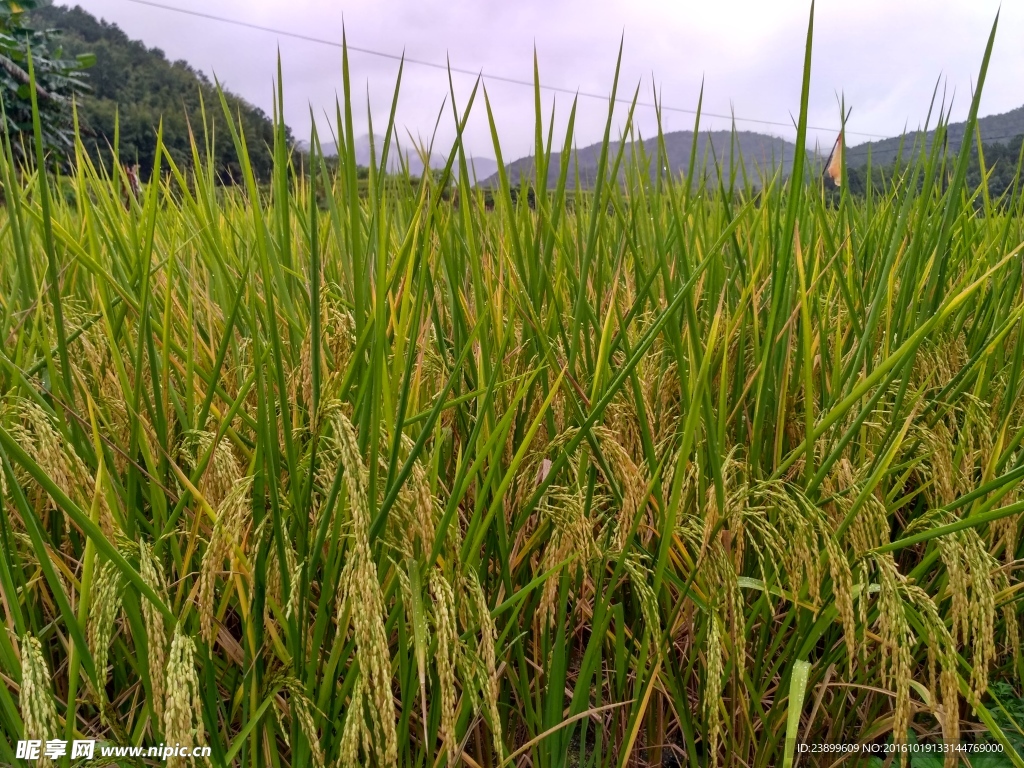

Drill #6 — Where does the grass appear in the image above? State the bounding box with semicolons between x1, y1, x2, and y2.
2;7;1024;768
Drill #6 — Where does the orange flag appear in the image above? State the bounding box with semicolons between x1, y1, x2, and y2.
824;130;843;186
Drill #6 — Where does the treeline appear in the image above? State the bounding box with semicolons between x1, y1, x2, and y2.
29;3;288;182
845;133;1024;205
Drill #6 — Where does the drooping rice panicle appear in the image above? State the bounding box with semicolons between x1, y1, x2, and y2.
1;9;1023;766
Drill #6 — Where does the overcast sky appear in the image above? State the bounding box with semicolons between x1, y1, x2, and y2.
69;0;1019;161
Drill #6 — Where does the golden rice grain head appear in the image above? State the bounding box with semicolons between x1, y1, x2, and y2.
291;322;317;408
19;634;59;768
310;401;352;533
466;570;503;759
718;454;754;570
723;553;748;689
289;300;354;409
87;559;124;709
935;526;1000;702
653;360;682;444
847;486;891;555
754;481;823;605
228;338;255;403
183;431;242;509
1003;599;1021;671
14;399;93;513
960;395;996;488
667;456;700;548
855;562;870;664
824;536;857;673
385;434;437;558
139;542;168;722
905;585;959;764
989;510;1018;567
323;301;356;374
75;311;109;378
430;569;458;768
363;681;389;768
407;446;437;555
330;408;398;767
198;476;252;643
962;531;997;702
96;369;133;474
872;556;913;761
277;676;325;768
456;646;485;721
330;408;370;535
0;414;31;500
936;535;970;647
604;391;648;468
537;488;593;626
283;543;301;623
912;333;967;391
704;613;724;768
338;676;369;768
342;587;394;758
918;422;958;507
592;427;648;552
991;550;1021;665
163;625;205;768
818;455;857;515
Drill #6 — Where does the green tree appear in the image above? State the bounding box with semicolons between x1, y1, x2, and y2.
0;0;92;160
30;3;289;182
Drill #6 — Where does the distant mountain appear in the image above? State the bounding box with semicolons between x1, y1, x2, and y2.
846;105;1024;167
306;134;497;180
483;130;812;189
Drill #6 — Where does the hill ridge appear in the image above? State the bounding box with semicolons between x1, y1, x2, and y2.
487;106;1024;188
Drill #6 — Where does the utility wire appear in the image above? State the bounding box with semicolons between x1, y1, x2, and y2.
116;0;891;140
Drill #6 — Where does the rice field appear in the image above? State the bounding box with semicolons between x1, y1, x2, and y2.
2;15;1024;768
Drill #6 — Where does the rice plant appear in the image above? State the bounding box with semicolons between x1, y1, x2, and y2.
2;8;1024;768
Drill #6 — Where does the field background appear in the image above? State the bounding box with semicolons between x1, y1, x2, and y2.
2;13;1024;768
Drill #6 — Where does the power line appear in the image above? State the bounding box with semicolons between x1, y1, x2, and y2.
115;0;891;140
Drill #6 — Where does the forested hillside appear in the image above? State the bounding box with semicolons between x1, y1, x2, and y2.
846;104;1024;168
846;132;1024;205
30;2;288;180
